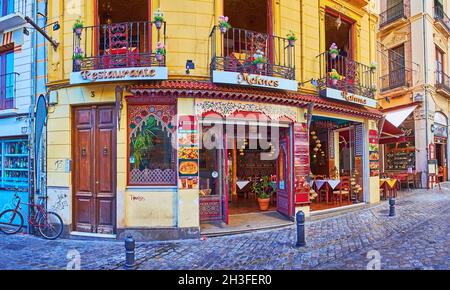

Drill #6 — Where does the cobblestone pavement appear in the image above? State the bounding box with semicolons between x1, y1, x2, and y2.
0;186;449;270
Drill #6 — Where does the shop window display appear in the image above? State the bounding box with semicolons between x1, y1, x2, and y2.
128;104;176;185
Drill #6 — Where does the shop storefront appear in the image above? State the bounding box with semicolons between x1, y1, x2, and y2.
434;112;448;181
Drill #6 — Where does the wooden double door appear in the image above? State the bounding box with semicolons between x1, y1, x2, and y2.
72;105;117;234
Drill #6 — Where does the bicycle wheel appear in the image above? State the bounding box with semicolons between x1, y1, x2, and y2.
38;212;64;240
0;210;24;235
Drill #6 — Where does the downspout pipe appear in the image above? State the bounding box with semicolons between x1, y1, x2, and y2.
423;0;429;178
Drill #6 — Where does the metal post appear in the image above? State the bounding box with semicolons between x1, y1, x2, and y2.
125;235;135;269
295;210;306;247
389;197;396;217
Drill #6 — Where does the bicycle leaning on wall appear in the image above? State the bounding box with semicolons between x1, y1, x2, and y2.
0;191;63;240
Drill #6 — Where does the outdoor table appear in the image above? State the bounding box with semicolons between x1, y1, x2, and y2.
379;178;398;200
314;179;341;204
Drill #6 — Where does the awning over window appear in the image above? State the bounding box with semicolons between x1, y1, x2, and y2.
384;105;417;127
380;119;406;144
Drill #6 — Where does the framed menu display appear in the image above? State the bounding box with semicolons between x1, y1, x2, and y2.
177;116;199;190
293;123;310;204
368;129;380;177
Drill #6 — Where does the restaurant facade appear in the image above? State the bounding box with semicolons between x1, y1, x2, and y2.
45;0;381;240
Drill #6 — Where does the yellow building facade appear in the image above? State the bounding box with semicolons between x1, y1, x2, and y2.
378;0;450;186
45;0;381;240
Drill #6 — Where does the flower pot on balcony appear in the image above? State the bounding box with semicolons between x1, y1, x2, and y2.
331;78;338;86
256;62;264;70
155;53;164;63
330;53;338;60
257;197;271;211
155;20;163;30
219;26;228;33
74;28;82;37
288;39;295;47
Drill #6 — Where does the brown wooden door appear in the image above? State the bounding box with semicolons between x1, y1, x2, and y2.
73;105;116;234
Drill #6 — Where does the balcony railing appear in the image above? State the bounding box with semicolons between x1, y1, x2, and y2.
434;4;450;34
380;68;412;92
317;52;375;99
0;0;28;32
436;71;450;95
209;26;295;80
379;1;408;28
73;21;166;72
0;72;19;110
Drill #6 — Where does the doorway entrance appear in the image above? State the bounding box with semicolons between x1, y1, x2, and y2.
199;120;292;229
309;116;364;211
72;105;117;234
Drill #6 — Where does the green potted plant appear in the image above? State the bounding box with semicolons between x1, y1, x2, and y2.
155;41;166;63
329;69;344;86
218;15;232;33
252;176;275;211
329;43;339;59
73;19;84;37
130;116;161;169
153;8;164;30
370;62;377;72
286;30;297;47
253;49;266;70
73;46;84;68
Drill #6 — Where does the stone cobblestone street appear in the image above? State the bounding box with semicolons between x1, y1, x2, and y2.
1;186;449;270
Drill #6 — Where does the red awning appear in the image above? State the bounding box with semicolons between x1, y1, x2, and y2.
380;119;406;144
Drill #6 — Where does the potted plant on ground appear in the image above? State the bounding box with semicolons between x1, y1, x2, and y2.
286;31;297;47
253;49;266;71
329;69;343;86
252;176;275;211
218;15;232;33
153;8;164;30
329;43;339;59
155;41;166;63
73;46;84;68
73;19;84;37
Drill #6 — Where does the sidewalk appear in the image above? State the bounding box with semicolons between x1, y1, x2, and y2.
0;186;448;270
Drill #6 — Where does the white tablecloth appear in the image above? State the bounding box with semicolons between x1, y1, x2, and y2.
236;181;251;190
314;179;341;190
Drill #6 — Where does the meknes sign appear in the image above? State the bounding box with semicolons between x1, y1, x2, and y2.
212;70;298;91
322;87;377;108
70;67;168;85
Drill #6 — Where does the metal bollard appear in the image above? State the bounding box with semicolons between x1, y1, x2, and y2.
125;235;135;269
295;210;306;247
389;197;396;217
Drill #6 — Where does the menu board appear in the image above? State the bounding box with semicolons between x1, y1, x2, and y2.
293;123;310;204
368;129;380;177
177;116;199;190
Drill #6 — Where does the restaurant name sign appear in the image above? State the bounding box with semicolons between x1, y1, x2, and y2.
70;67;168;85
212;70;298;92
322;88;377;108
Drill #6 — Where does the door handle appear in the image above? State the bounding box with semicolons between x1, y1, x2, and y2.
96;181;99;184
81;147;86;157
103;145;108;156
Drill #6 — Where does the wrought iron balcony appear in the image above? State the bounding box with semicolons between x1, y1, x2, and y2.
73;21;166;72
379;1;408;28
434;4;450;34
380;68;412;93
0;0;28;32
317;52;375;100
209;26;296;80
436;71;450;97
0;72;19;110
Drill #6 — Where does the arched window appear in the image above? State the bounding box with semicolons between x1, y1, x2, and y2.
435;111;448;138
128;104;177;185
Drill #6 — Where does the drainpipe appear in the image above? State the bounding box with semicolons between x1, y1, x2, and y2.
423;0;429;179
